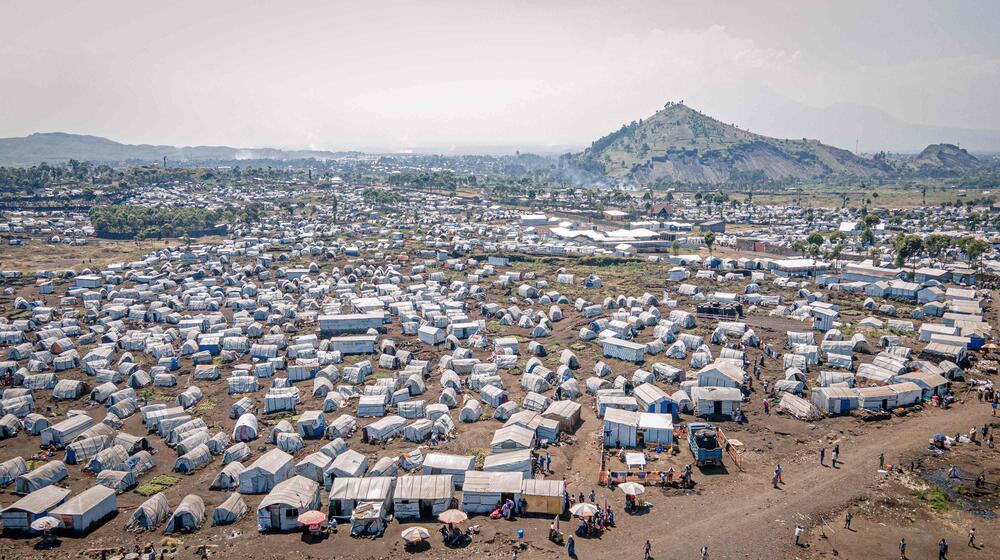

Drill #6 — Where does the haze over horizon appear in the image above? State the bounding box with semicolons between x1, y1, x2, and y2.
2;0;999;154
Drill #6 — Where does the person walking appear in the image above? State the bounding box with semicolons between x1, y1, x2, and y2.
938;538;948;560
700;545;709;560
844;511;852;530
546;453;552;473
899;538;906;559
819;447;826;465
794;525;803;546
589;489;596;503
567;536;576;558
644;539;652;559
832;444;840;468
775;463;783;484
968;527;976;547
879;452;885;470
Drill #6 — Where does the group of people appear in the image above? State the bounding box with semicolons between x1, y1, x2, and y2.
575;504;614;537
438;523;472;547
491;497;525;521
536;451;553;474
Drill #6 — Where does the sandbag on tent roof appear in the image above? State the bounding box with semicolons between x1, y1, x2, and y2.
164;494;205;534
127;493;170;531
212;492;248;526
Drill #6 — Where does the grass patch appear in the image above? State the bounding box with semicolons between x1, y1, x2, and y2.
136;475;180;496
569;343;587;351
139;388;172;401
194;399;217;412
910;487;953;513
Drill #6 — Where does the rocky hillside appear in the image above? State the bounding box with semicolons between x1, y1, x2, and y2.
908;143;979;171
568;102;890;184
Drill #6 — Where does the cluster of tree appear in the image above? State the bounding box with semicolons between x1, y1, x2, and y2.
893;232;991;270
384;171;464;192
89;205;231;239
0;162;114;193
360;188;405;206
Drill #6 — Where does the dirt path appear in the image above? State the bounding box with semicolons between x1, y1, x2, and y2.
590;401;991;560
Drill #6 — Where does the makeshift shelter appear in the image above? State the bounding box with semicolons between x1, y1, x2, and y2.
483;449;533;478
520;479;565;516
232;413;259;442
393;475;455;520
324;449;369;486
256;476;321;532
691;386;742;418
164;494;206;534
240;449;294;494
126;493;170;532
328;476;395;518
460;471;524;514
174;443;213;474
0;485;70;533
212;492;248;526
211;462;246;491
14;461;68;494
48;485;117;534
0;456;29;487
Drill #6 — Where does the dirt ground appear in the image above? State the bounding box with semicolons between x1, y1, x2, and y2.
0;237;227;274
1;237;998;560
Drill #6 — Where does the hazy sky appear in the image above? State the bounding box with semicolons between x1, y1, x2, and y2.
2;0;999;152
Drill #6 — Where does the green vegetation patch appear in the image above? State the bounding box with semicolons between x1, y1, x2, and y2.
910;487;953;513
136;475;180;497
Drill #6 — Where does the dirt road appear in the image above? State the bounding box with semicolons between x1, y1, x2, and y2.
590;401;992;560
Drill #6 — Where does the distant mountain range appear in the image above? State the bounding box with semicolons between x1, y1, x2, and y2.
566;102;984;185
0;132;353;165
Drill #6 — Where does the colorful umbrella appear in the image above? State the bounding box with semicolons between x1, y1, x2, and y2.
569;503;599;517
437;509;468;524
401;526;431;543
296;510;326;526
31;516;61;531
618;482;645;496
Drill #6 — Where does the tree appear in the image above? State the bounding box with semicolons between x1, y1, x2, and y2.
957;236;991;272
806;232;824;247
921;185;928;206
893;234;923;268
703;231;716;255
924;233;951;259
861;226;875;247
331;195;338;224
671;240;681;255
